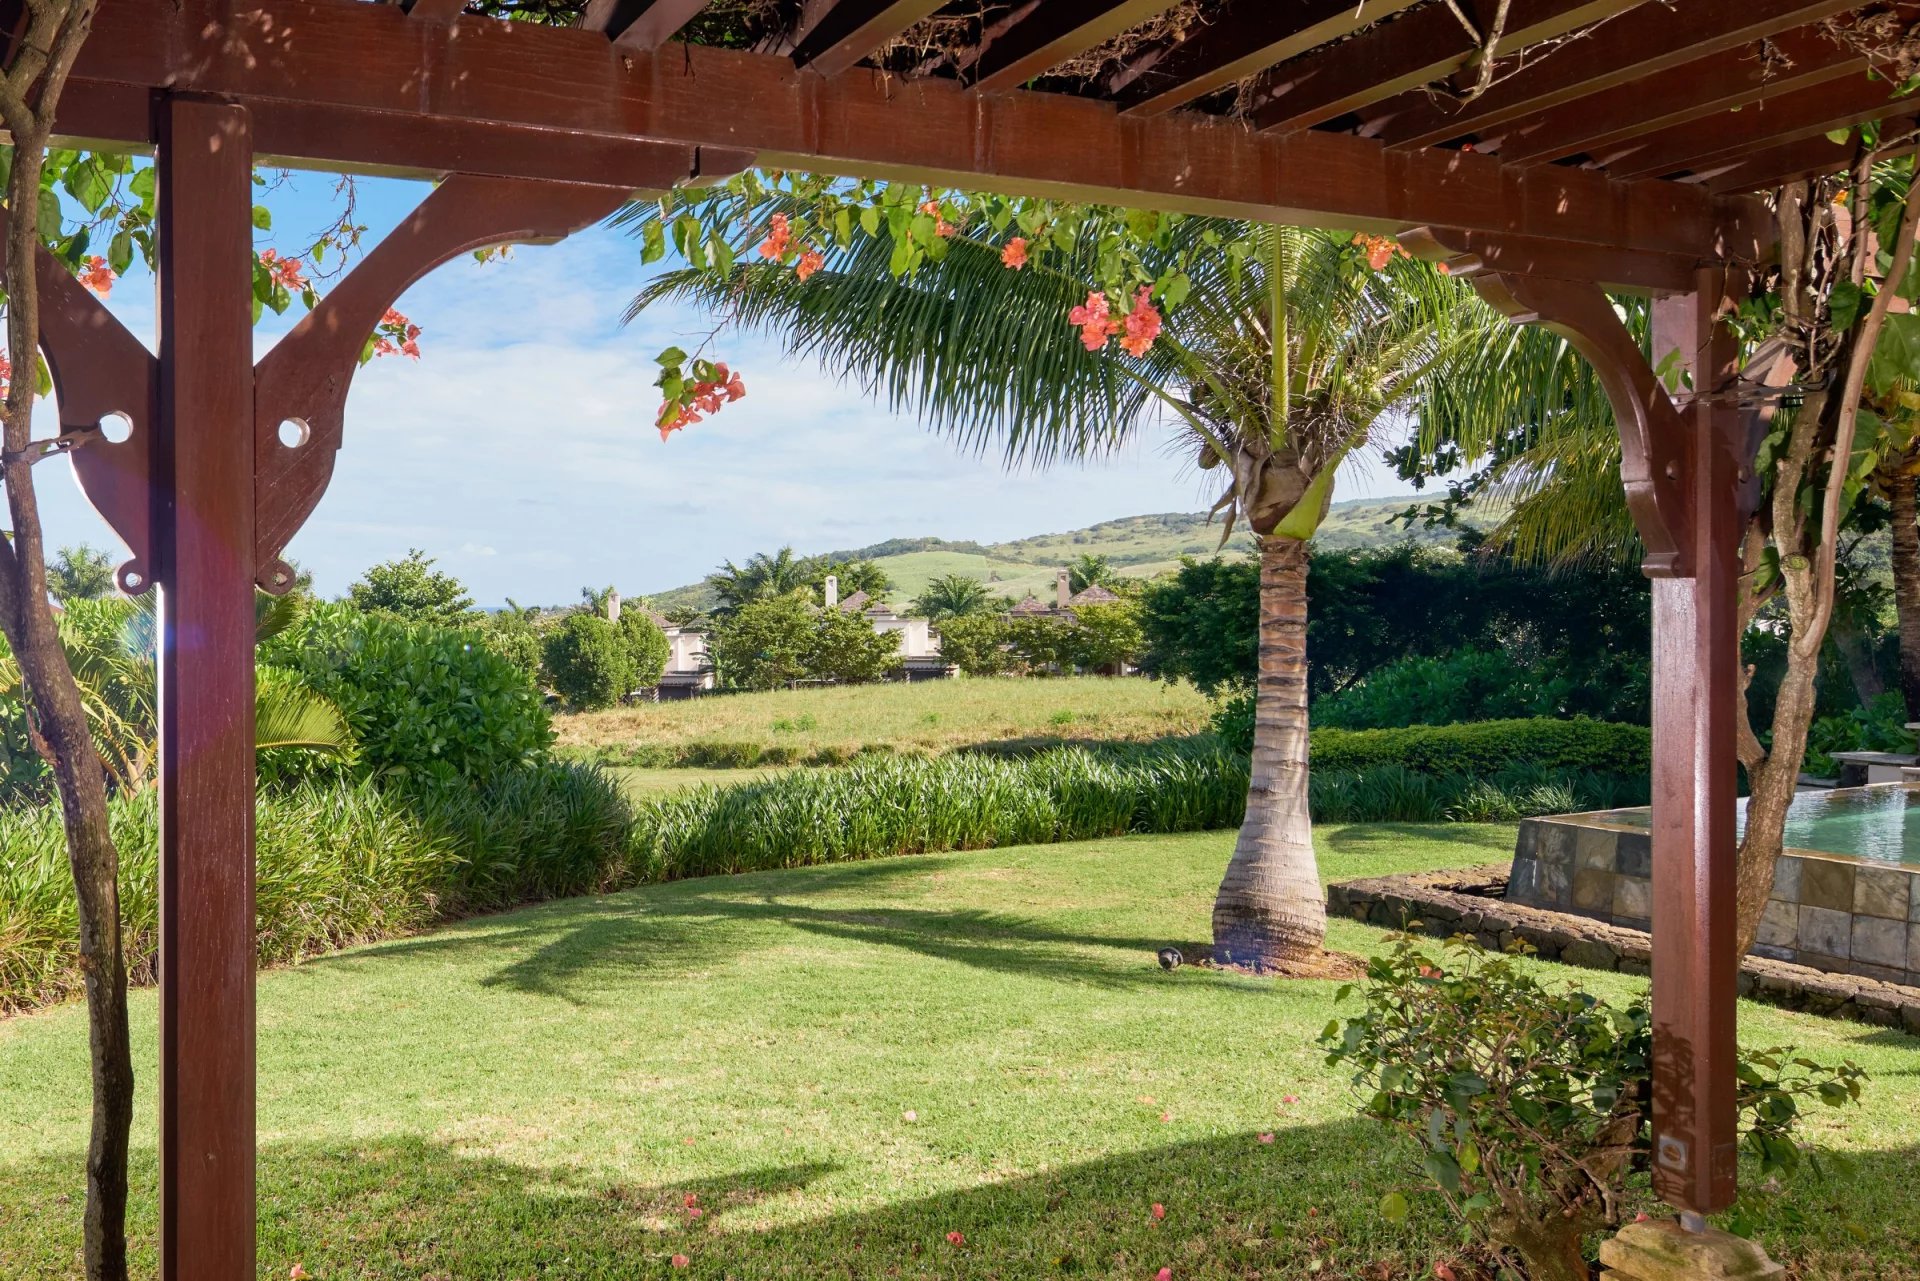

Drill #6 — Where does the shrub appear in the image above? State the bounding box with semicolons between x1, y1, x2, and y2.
1323;934;1866;1281
809;604;901;684
479;612;547;688
0;762;630;1012
1804;690;1910;776
264;603;552;785
1060;600;1145;673
711;594;815;690
544;613;638;711
1311;718;1650;778
346;548;474;624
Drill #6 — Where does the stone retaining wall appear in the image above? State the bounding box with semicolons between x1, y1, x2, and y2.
1508;813;1920;987
1328;867;1920;1032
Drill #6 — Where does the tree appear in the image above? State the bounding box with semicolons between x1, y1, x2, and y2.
804;555;892;603
616;608;672;687
1060;600;1144;673
541;613;636;710
47;545;116;603
708;546;811;612
710;592;814;690
347;549;474;624
913;573;992;621
934;612;1014;675
1067;553;1117;595
632;189;1521;968
1139;558;1259;696
809;602;901;683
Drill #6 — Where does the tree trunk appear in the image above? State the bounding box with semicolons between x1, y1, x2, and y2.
1212;533;1325;967
1736;638;1822;955
1890;462;1920;720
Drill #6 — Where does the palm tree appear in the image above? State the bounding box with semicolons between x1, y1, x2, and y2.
1067;555;1118;595
0;592;353;792
707;546;812;612
630;202;1518;967
914;573;992;621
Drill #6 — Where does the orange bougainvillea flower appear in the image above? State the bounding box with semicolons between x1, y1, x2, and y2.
1001;237;1029;270
758;212;793;261
795;248;825;282
1120;286;1163;357
1068;290;1116;351
258;248;309;291
919;200;954;237
77;255;115;298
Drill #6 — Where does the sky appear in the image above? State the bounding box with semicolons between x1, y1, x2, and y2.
29;170;1420;608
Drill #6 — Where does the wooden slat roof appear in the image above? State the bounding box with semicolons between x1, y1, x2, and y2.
52;0;1919;276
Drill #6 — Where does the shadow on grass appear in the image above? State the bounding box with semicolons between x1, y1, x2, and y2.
1319;823;1515;855
316;854;1251;1005
5;1124;1913;1279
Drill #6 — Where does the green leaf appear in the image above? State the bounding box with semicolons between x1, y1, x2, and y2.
860;206;881;237
1423;1149;1463;1195
129;165;155;205
656;346;688;367
1826;127;1854;145
1273;457;1343;540
641;220;666;265
107;230;134;276
36;188;63;240
1378;1192;1410;1223
251;204;273;231
63;156;111;214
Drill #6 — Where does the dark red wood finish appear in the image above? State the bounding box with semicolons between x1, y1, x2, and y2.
1646;278;1745;1214
154;92;260;1281
969;0;1172;93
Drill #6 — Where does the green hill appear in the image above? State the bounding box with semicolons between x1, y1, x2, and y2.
645;499;1460;614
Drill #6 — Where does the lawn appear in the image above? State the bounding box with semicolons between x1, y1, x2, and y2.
611;765;793;801
558;676;1215;767
2;825;1913;1280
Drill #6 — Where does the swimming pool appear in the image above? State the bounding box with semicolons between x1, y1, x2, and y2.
1586;784;1920;867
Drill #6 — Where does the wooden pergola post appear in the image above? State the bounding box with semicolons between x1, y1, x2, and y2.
1647;273;1744;1217
153;91;260;1279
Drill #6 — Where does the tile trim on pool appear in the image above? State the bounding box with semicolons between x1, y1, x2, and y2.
1510;808;1920;988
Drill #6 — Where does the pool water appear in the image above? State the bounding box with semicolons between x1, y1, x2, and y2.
1596;784;1920;866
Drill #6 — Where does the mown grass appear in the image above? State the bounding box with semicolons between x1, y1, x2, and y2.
556;676;1214;767
2;824;1913;1280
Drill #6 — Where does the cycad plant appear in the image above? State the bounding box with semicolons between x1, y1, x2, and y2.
626;191;1536;968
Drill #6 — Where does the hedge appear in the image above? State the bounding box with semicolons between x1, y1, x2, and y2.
1308;718;1649;778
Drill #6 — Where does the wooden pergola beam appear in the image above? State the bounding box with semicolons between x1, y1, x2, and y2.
789;0;948;76
1605;70;1906;180
968;0;1172;94
1355;0;1863;150
61;0;1760;269
1490;22;1866;165
1246;0;1643;134
401;0;467;20
578;0;708;49
1106;0;1423;118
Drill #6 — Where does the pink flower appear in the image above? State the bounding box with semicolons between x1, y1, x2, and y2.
289;1267;310;1281
1068;291;1115;352
1151;1203;1166;1221
258;248;308;291
1001;237;1029;270
795;248;824;281
1119;286;1162;357
671;1253;690;1269
1281;1094;1300;1105
946;1231;966;1247
1258;1132;1275;1144
758;213;792;261
1159;1110;1172;1123
1157;1270;1172;1281
78;255;115;298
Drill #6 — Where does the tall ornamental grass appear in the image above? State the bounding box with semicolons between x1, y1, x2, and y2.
629;742;1249;881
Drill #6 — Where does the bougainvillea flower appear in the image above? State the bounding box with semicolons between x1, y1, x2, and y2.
78;255;115;298
1157;1269;1172;1280
1120;287;1163;357
289;1267;310;1281
920;200;954;237
1151;1203;1166;1221
1258;1132;1275;1144
1001;237;1029;270
258;248;308;291
758;212;792;260
671;1254;690;1269
795;248;825;282
946;1231;966;1247
1068;291;1116;352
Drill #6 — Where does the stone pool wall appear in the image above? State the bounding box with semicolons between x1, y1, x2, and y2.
1510;814;1920;987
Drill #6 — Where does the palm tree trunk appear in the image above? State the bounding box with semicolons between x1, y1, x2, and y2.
1212;533;1325;967
1890;463;1920;720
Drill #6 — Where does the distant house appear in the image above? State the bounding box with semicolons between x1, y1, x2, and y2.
608;592;714;699
1007;569;1120;620
826;575;954;680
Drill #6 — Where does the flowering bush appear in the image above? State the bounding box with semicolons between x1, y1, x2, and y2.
1322;934;1866;1281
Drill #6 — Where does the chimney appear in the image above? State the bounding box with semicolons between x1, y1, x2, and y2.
606;590;621;623
1056;568;1070;608
824;574;839;608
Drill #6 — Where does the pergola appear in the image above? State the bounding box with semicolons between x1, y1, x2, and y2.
22;0;1890;1272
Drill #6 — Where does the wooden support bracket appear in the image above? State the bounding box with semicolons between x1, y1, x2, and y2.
1402;225;1696;577
249;173;636;592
